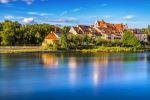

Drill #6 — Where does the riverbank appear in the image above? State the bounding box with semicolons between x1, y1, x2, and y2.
79;46;144;53
0;46;44;53
0;46;146;54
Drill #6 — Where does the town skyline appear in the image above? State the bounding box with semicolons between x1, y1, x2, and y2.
0;0;150;28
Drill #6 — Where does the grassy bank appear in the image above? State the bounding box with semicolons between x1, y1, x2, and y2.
79;46;144;53
0;46;45;53
0;46;145;54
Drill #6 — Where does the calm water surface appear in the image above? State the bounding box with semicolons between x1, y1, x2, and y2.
0;52;150;100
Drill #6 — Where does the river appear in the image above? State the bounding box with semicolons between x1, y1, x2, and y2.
0;52;150;100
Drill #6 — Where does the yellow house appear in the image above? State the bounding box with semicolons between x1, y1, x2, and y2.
42;32;60;47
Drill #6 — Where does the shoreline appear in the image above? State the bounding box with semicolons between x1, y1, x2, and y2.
0;46;148;54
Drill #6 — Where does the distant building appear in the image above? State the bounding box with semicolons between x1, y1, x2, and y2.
42;32;61;46
69;20;148;42
69;25;97;37
131;29;148;43
94;20;127;40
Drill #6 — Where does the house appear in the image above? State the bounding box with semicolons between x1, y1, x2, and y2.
42;32;60;47
94;20;127;40
131;29;148;43
69;25;99;37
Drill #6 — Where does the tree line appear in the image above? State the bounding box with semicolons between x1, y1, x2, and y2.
0;20;70;46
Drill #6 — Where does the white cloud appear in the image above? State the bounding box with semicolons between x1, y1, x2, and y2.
22;17;34;23
40;13;54;16
60;11;68;16
104;15;110;18
4;15;24;20
27;12;54;16
4;15;14;19
0;0;17;4
49;17;77;23
0;0;34;5
0;0;10;3
123;15;134;20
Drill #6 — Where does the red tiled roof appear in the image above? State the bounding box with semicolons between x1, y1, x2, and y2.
45;32;59;40
97;20;106;27
95;20;126;35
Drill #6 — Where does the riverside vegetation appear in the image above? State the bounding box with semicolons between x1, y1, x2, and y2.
0;20;149;53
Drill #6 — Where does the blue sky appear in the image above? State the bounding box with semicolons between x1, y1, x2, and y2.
0;0;150;28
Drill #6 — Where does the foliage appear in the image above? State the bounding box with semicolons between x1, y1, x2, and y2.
122;30;141;48
0;20;61;46
62;26;70;33
81;47;135;53
61;33;68;49
83;35;93;45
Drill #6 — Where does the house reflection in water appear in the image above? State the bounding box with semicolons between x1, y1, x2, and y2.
68;57;77;86
92;53;148;87
41;53;59;68
92;55;109;86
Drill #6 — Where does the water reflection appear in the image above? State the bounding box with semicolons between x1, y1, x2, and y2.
41;54;59;68
0;52;150;99
40;53;149;87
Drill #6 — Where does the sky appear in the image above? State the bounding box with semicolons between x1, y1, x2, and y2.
0;0;150;28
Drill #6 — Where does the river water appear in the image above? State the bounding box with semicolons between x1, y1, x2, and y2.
0;52;150;100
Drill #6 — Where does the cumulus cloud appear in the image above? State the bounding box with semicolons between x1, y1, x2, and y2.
123;15;134;20
22;17;34;23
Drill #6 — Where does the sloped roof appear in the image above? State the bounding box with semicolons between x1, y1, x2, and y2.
97;20;106;27
72;26;82;34
95;20;125;35
45;32;59;40
78;25;93;33
96;20;125;30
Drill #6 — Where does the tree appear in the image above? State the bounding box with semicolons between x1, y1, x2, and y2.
62;26;70;33
61;33;68;49
122;30;141;48
0;20;69;46
83;35;92;45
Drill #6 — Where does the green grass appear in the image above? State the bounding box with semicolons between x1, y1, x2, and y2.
0;46;46;53
0;46;145;54
80;46;144;53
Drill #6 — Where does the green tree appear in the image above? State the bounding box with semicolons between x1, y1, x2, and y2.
61;33;68;49
83;35;92;45
122;30;141;48
62;26;70;33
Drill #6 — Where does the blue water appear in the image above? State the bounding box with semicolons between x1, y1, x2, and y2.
0;52;150;100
